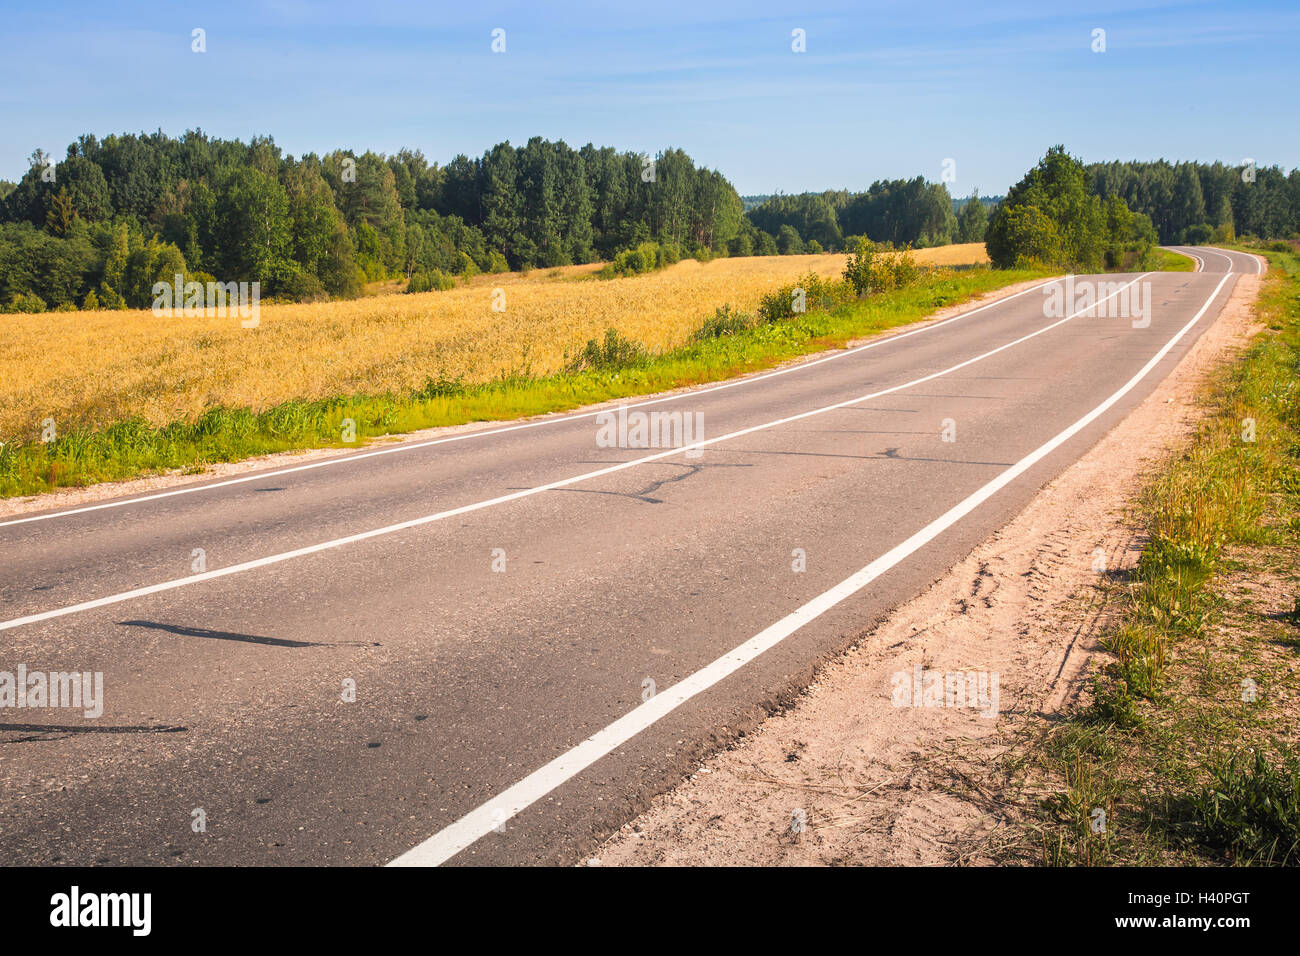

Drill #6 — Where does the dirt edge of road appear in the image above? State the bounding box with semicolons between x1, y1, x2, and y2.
592;271;1265;867
0;278;1052;519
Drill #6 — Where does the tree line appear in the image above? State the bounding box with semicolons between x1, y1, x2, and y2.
988;147;1300;272
1;130;1296;313
751;155;1300;261
0;131;747;312
741;179;989;253
1086;158;1300;244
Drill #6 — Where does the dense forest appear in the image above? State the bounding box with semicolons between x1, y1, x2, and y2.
0;131;747;312
1;131;1296;313
745;157;1300;259
743;180;969;252
1086;159;1300;245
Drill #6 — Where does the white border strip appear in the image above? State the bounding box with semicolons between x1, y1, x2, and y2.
1168;245;1264;276
388;270;1232;867
0;276;1151;633
1201;246;1235;273
0;277;1061;528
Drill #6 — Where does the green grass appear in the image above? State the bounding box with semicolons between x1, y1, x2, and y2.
0;265;1046;498
1020;241;1300;866
1152;247;1197;272
1189;746;1300;865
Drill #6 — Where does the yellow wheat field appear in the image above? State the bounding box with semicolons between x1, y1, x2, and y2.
0;244;988;436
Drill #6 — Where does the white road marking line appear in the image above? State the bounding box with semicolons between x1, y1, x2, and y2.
388;270;1232;867
1229;246;1261;275
0;274;1151;634
1202;246;1236;273
0;277;1061;529
1195;244;1263;276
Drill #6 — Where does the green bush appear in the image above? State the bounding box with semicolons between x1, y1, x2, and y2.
843;238;920;296
5;292;47;313
879;247;920;291
96;282;126;309
692;304;754;341
843;238;877;296
597;241;689;279
280;270;329;302
405;270;456;294
565;328;647;373
459;251;481;278
606;242;658;277
656;242;682;268
758;271;852;322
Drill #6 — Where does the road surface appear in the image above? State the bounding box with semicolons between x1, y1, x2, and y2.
0;246;1261;865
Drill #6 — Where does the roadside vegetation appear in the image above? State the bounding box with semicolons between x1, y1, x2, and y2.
986;146;1159;272
1010;240;1300;866
1151;247;1197;272
0;250;1042;497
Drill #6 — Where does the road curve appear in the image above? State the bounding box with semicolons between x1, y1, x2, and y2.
0;246;1262;865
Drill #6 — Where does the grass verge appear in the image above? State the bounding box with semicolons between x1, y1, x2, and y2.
0;265;1045;498
1014;241;1300;866
1152;247;1198;272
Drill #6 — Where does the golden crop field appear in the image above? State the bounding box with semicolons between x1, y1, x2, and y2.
0;245;988;437
907;242;991;267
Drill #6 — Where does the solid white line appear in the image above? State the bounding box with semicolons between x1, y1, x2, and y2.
1213;245;1263;275
1202;246;1235;273
0;275;1151;633
1217;245;1263;275
387;269;1233;867
0;277;1062;529
1198;245;1264;276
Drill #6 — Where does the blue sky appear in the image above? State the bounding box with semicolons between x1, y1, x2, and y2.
1;0;1296;195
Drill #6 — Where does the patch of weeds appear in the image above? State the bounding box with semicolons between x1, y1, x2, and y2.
691;304;755;341
564;328;648;374
1189;747;1300;864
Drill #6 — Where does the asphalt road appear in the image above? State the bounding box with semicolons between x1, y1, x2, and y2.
0;246;1261;866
